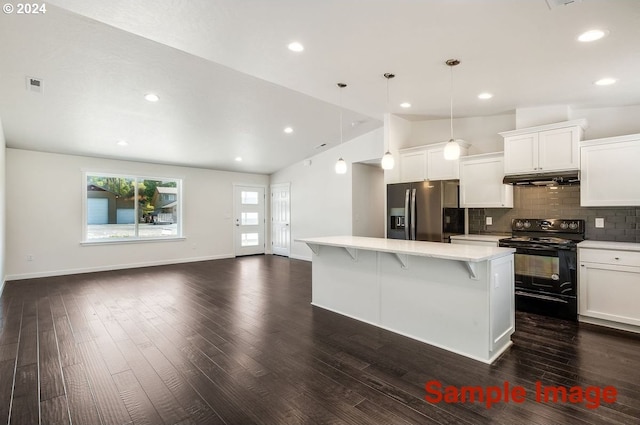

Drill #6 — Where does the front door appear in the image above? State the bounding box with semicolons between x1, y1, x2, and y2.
271;183;290;256
234;185;265;256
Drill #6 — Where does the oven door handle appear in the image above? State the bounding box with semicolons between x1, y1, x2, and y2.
498;242;575;251
501;246;564;255
515;291;569;304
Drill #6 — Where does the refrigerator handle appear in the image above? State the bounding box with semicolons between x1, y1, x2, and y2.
404;189;410;240
410;188;417;240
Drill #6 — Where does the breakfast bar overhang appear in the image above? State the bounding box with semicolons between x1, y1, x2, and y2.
297;236;516;364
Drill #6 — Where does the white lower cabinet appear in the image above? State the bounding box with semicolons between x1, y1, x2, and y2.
459;152;513;208
578;243;640;331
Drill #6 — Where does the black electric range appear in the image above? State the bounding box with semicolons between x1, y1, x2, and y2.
499;219;585;320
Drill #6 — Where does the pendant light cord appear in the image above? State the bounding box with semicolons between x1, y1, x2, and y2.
450;64;454;140
340;86;343;147
386;75;390;151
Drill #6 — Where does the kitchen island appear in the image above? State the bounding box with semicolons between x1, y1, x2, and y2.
297;236;516;364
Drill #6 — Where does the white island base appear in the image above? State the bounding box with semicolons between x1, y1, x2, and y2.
298;236;516;364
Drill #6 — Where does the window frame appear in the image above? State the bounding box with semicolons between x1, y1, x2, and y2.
82;171;183;244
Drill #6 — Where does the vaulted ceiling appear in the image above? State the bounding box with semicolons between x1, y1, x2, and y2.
1;0;639;174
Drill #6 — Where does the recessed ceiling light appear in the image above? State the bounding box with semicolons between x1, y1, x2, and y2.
284;127;293;134
235;156;243;162
144;93;159;102
478;92;493;100
594;78;617;86
117;140;128;146
287;42;304;52
578;29;607;42
400;102;411;108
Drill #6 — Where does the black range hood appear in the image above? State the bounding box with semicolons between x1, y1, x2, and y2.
503;170;580;186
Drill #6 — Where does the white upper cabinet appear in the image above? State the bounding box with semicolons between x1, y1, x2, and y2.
500;119;586;175
399;142;468;183
580;134;640;206
427;146;460;180
459;152;513;208
399;149;427;182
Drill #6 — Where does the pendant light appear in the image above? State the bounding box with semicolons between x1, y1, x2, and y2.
380;73;395;170
335;82;348;174
444;59;462;161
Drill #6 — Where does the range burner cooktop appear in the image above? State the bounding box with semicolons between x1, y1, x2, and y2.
511;219;584;234
499;218;586;249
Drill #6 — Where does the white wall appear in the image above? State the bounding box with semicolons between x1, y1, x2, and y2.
5;149;269;279
270;128;383;260
0;119;5;295
398;104;640;157
407;114;516;155
384;113;412;184
516;105;571;129
572;105;640;140
352;163;385;238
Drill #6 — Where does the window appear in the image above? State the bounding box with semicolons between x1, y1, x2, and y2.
84;173;182;242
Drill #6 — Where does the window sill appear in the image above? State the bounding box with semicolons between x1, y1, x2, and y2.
81;237;186;246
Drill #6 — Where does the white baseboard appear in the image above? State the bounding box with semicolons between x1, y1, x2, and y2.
4;254;235;281
289;254;311;262
579;315;640;334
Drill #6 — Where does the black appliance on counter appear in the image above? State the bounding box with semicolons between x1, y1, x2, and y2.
499;218;585;321
387;180;465;243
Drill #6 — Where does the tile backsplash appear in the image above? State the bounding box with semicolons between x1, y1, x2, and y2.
469;185;640;243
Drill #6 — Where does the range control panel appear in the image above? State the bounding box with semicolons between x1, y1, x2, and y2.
511;218;585;234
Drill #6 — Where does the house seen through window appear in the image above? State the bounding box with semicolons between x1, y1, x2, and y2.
85;173;182;241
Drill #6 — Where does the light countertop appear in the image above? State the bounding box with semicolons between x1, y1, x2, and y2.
450;234;510;242
578;240;640;252
296;236;515;262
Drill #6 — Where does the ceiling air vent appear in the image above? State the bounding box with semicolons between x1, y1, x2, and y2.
26;76;43;94
545;0;582;9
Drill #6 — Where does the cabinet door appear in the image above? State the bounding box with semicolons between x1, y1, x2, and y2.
504;133;538;174
427;147;459;180
538;126;580;172
489;255;515;353
579;262;640;326
399;150;427;183
581;140;640;206
460;156;513;208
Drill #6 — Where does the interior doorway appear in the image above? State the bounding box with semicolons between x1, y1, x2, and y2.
270;183;291;256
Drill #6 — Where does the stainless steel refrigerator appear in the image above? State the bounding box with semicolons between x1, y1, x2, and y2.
387;180;465;242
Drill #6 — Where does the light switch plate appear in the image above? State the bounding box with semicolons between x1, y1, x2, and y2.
595;218;605;228
486;217;493;226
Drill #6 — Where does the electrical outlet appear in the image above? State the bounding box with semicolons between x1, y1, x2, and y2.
595;218;605;228
486;217;493;226
26;254;33;262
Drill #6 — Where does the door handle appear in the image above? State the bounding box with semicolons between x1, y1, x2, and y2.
410;188;416;240
404;189;410;240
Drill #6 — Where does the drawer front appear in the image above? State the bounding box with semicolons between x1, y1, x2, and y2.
579;248;640;267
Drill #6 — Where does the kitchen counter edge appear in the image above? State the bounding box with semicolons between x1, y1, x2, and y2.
578;240;640;252
296;236;515;262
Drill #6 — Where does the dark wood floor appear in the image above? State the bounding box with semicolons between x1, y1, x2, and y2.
1;255;639;425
